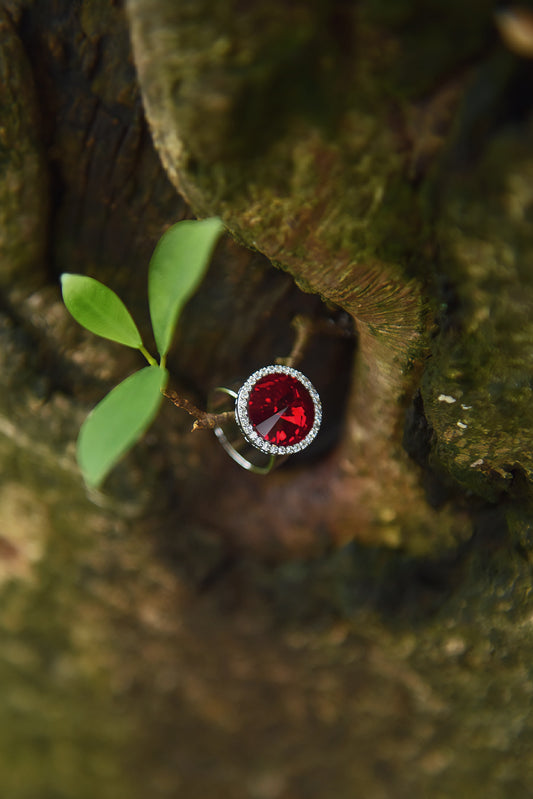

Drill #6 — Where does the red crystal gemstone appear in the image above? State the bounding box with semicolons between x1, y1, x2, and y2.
247;373;315;447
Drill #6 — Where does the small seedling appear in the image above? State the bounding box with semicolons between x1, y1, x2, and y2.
61;217;224;488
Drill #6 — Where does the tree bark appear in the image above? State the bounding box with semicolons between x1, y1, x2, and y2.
1;1;533;797
127;0;533;552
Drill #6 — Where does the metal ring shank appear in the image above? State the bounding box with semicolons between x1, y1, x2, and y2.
211;388;277;475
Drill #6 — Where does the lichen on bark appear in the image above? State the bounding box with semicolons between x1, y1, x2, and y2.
423;118;533;515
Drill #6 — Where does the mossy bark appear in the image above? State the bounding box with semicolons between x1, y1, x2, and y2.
1;1;533;797
127;0;533;552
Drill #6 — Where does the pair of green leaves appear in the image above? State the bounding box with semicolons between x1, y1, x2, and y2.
61;217;224;489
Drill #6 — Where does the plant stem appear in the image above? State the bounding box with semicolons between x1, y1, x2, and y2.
139;345;158;366
276;315;315;368
276;313;354;368
163;313;354;430
162;388;234;430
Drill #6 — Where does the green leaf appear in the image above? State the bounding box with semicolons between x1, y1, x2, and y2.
61;273;143;349
77;365;168;488
148;217;224;358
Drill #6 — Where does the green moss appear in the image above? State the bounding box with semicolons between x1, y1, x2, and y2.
0;439;138;799
423;120;533;500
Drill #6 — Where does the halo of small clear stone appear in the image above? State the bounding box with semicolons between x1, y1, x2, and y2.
235;365;322;455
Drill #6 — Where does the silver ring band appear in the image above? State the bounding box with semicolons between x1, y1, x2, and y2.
211;388;278;474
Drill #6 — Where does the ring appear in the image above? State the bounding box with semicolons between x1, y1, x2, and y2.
211;365;322;474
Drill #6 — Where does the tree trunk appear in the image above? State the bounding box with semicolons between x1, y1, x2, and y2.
1;1;533;797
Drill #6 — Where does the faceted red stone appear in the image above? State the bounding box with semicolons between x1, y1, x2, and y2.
247;373;315;447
